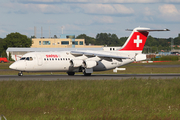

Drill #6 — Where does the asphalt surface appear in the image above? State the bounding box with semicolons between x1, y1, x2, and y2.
1;64;180;81
0;74;180;81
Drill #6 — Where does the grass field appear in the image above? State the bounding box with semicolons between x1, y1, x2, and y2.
1;79;180;120
0;62;180;119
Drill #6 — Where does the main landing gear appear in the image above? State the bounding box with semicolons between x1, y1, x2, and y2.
67;72;75;76
82;68;92;76
18;71;23;76
83;72;91;76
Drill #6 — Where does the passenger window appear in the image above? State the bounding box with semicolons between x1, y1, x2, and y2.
52;58;54;60
50;58;51;60
44;58;46;61
55;58;57;60
47;58;49;61
63;58;65;60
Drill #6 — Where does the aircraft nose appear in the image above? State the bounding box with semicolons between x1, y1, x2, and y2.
9;63;17;70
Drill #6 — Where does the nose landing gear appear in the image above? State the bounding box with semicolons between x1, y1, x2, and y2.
18;71;23;76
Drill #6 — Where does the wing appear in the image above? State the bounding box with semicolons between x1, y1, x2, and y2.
70;50;130;59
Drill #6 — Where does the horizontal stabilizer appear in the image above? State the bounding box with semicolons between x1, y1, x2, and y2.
126;28;170;32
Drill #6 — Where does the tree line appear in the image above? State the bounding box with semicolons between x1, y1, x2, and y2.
0;33;32;57
0;32;180;57
76;33;180;53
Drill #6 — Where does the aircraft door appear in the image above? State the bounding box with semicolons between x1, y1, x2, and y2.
37;55;43;66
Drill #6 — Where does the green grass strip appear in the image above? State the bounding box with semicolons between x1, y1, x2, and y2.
0;79;180;119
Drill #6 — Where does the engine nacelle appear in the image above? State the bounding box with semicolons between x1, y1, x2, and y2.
83;60;97;68
70;59;83;67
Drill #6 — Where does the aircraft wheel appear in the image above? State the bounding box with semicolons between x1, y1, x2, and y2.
83;72;91;76
67;72;75;76
18;72;23;76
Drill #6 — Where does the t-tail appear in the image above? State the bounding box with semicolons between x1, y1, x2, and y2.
119;27;170;53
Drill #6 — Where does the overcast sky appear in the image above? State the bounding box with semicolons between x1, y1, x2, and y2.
0;0;180;39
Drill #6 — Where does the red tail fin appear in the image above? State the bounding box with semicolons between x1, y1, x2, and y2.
119;27;169;52
119;27;149;51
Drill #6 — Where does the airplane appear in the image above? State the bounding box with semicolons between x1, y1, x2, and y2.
9;27;169;76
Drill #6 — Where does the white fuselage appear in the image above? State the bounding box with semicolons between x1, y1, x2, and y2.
9;50;136;72
9;27;168;76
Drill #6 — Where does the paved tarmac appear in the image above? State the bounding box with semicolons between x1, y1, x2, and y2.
1;63;180;81
0;74;180;81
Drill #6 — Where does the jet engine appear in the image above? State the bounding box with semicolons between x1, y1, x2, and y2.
83;60;97;68
70;59;83;67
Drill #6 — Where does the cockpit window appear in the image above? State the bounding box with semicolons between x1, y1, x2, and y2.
20;57;26;60
20;57;33;61
29;57;33;61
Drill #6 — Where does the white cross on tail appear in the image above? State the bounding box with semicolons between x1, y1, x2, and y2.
134;35;142;47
